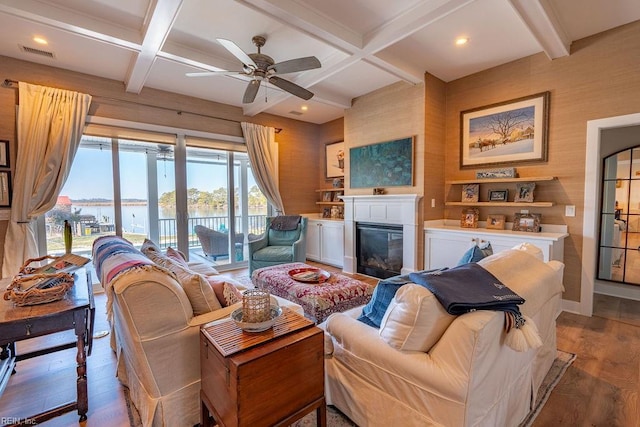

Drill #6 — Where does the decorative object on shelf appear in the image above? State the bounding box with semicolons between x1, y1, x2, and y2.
331;206;340;219
322;207;331;218
322;191;332;202
514;182;536;202
373;187;385;195
64;220;72;254
475;167;516;179
0;140;9;168
332;177;344;188
486;214;506;230
460;91;550;168
0;171;11;207
462;184;480;202
489;189;509;202
350;136;414;188
461;208;480;228
325;141;345;178
332;191;343;201
512;213;542;232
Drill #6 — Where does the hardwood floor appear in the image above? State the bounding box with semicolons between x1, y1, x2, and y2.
0;266;638;427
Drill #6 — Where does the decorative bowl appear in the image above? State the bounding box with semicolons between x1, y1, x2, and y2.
231;305;282;333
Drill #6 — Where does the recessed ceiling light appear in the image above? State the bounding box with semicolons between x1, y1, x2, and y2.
33;36;48;45
301;105;308;111
455;37;469;46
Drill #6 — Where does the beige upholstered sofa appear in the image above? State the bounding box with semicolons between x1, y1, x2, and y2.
92;236;303;427
321;246;564;427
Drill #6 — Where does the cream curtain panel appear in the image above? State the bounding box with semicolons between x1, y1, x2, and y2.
2;83;92;277
241;122;285;214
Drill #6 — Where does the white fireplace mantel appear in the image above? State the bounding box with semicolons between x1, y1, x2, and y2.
341;194;422;275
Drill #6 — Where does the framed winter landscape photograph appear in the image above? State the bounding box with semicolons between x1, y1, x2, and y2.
460;92;550;168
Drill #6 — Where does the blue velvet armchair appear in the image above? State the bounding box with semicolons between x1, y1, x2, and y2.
248;216;308;274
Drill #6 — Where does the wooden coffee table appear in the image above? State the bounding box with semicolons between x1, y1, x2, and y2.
200;307;325;427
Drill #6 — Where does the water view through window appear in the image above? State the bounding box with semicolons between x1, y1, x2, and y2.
45;133;268;269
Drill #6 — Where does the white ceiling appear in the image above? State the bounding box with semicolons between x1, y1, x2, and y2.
0;0;638;124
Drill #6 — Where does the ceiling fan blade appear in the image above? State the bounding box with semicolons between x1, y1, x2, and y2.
217;38;257;68
186;70;243;77
268;56;321;75
268;76;314;100
243;79;261;103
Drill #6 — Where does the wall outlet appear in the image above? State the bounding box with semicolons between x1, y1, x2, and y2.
520;209;529;214
565;205;576;217
431;198;435;208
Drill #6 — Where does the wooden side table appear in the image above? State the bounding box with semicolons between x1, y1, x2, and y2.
0;268;94;425
200;307;325;427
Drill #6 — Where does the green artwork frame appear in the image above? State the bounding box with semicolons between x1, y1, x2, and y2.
349;137;414;188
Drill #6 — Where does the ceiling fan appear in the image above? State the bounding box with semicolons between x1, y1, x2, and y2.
186;35;321;103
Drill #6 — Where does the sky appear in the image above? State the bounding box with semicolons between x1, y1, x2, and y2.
61;147;247;201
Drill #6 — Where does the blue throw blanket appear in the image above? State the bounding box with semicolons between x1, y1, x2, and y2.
408;263;524;316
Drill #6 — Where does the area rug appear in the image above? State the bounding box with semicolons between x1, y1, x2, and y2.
125;350;576;427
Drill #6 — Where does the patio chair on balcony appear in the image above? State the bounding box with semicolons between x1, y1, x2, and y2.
194;225;243;261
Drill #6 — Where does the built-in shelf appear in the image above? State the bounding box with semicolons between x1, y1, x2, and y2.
446;176;557;207
446;176;556;185
316;201;345;205
315;188;344;192
445;201;554;207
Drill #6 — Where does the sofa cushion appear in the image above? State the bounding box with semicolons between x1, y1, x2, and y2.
252;246;293;262
141;238;162;255
267;227;300;246
379;284;456;352
166;246;189;267
145;250;222;315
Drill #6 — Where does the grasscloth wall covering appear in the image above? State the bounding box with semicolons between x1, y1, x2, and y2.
444;21;640;302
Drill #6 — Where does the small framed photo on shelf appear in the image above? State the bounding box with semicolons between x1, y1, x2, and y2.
322;207;331;218
322;191;332;202
488;189;509;202
462;184;479;203
512;213;542;232
332;191;343;202
514;182;536;202
486;214;506;230
461;208;479;228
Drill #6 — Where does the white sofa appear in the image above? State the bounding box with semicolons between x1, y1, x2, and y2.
92;236;303;427
321;247;564;427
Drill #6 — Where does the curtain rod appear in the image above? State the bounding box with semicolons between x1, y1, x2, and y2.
1;78;282;133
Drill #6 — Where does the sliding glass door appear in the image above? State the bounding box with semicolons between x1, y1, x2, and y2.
44;127;268;270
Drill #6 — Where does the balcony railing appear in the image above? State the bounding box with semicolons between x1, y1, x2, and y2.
158;214;267;249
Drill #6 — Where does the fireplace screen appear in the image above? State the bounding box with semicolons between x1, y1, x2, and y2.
356;222;403;279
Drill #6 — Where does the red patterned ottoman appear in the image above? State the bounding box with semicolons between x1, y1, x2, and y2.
251;262;374;323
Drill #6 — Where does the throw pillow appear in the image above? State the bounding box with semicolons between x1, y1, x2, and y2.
140;238;162;255
166;246;189;267
145;250;222;315
379;284;456;352
511;242;544;260
207;277;244;307
357;273;417;328
456;243;493;266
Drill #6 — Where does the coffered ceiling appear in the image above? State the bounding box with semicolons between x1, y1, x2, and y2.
0;0;638;124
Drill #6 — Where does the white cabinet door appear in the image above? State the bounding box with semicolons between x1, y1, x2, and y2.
320;221;344;267
425;232;475;269
306;220;321;261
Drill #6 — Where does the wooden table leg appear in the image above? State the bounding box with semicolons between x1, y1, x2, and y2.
316;399;327;427
75;312;88;421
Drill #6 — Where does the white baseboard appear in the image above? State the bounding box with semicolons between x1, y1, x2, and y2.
561;298;583;315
